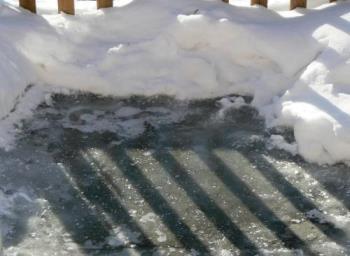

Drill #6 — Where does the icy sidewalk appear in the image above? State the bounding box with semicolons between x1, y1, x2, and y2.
0;94;349;256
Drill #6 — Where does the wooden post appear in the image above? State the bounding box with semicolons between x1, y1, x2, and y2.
58;0;75;15
251;0;268;7
290;0;306;9
19;0;36;13
97;0;113;9
222;0;229;3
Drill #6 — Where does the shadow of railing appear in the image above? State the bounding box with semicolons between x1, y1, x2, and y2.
0;145;117;254
151;148;260;254
105;146;212;255
10;94;349;255
240;151;349;248
3;2;350;253
267;149;350;211
50;137;155;254
193;147;316;255
46;118;349;255
304;166;350;211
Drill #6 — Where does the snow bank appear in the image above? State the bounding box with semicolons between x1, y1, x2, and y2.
4;0;318;102
264;7;350;164
0;0;350;164
0;5;37;118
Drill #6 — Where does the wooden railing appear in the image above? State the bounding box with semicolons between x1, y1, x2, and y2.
19;0;112;14
19;0;338;14
223;0;336;9
224;0;336;10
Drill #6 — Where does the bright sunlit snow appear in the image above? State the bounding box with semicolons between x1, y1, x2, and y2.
0;0;350;165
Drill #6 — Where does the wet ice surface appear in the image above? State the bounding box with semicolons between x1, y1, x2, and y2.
0;94;349;256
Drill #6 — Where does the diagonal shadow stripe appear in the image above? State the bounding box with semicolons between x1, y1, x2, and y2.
32;164;113;254
241;152;349;248
107;146;212;255
194;148;316;255
153;149;260;255
306;169;350;211
54;147;155;251
270;150;350;212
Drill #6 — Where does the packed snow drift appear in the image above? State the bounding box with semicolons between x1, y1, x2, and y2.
0;0;350;164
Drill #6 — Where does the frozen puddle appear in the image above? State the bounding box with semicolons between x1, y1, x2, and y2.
0;94;349;255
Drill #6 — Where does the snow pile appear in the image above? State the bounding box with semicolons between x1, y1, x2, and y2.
0;0;350;164
3;0;318;102
0;5;37;118
265;7;350;164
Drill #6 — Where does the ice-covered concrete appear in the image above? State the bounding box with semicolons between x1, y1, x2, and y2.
0;95;349;255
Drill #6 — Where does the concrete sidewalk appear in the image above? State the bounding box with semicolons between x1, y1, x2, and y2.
0;94;349;255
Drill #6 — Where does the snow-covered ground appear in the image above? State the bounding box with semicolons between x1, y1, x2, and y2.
0;0;350;165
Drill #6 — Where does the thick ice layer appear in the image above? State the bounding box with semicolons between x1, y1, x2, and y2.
0;0;350;164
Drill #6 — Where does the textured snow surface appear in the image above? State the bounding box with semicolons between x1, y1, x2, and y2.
0;0;350;164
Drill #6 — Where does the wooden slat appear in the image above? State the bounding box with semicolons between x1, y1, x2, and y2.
290;0;306;9
58;0;75;15
251;0;268;7
97;0;113;9
19;0;36;13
